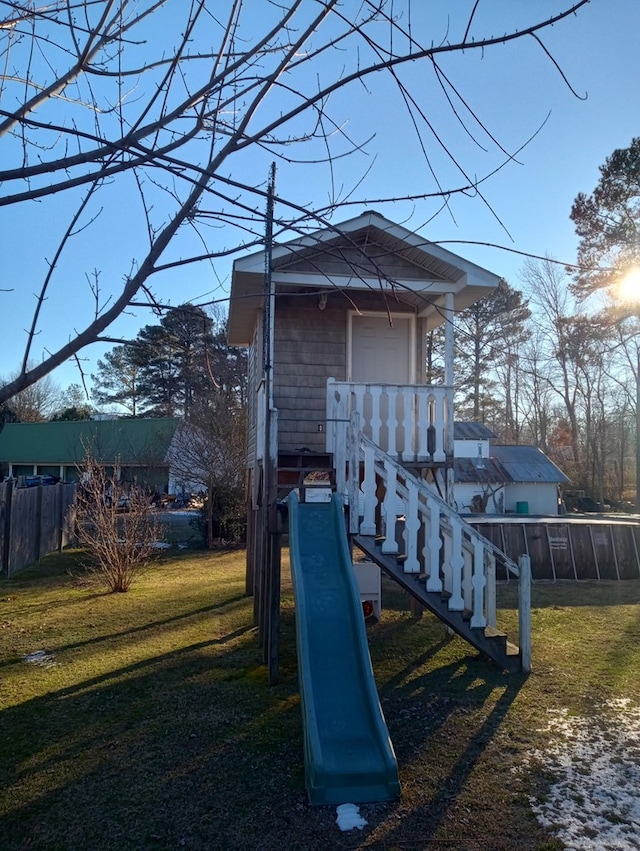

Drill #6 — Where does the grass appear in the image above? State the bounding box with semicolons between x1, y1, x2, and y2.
1;548;640;851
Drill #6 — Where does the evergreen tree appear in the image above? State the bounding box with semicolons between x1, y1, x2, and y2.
454;279;531;430
133;324;183;417
571;137;640;298
51;406;93;421
90;306;247;418
91;346;143;416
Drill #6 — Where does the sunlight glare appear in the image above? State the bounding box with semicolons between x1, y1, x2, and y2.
617;267;640;304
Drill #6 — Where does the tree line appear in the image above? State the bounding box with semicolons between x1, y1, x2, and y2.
443;266;638;509
448;137;640;508
91;305;247;418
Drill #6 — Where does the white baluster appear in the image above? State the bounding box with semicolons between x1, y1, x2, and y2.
470;538;487;628
447;518;464;610
381;459;399;555
347;411;361;534
360;442;377;536
401;389;413;462
432;392;446;463
369;385;383;448
425;498;443;592
462;545;473;612
353;384;366;436
417;389;429;458
403;478;420;573
383;386;397;456
486;551;497;627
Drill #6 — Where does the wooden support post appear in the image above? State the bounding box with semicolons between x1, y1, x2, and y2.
57;483;65;553
245;493;255;597
0;480;12;578
486;552;497;628
267;518;281;685
35;484;43;564
518;554;532;674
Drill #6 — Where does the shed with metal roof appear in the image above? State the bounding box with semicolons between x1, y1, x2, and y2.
0;418;182;493
454;440;569;516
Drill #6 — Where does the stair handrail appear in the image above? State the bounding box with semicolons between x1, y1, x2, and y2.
349;422;521;576
348;414;519;624
347;412;531;672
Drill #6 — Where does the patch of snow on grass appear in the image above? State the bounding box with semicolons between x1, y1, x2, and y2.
529;699;640;850
23;650;57;668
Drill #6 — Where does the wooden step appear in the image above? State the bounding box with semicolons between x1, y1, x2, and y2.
481;625;508;654
353;533;523;673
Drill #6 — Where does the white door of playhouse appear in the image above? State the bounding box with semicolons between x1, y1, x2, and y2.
349;314;413;383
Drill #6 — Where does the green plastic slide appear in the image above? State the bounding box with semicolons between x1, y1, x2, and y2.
287;492;400;805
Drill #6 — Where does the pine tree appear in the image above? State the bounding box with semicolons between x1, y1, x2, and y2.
91;346;143;416
571;137;640;298
455;279;531;432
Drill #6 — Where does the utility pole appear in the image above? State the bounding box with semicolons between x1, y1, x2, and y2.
261;162;280;683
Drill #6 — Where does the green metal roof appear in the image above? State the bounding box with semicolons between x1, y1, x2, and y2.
0;418;180;466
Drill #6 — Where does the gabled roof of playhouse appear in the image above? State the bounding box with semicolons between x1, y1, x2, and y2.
228;211;501;345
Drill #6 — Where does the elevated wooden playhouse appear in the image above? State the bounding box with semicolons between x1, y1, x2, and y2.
228;211;532;693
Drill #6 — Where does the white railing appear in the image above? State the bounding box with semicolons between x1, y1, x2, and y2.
326;379;452;493
347;415;531;670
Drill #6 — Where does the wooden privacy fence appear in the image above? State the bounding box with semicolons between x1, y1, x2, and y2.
0;481;77;577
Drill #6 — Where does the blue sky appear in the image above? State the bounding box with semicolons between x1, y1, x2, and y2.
2;0;639;395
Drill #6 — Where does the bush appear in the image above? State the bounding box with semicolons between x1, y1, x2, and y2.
75;458;165;592
189;484;246;547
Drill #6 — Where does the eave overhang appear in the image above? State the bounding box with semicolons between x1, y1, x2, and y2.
228;211;500;345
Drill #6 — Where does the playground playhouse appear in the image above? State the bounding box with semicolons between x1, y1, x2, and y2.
228;212;531;804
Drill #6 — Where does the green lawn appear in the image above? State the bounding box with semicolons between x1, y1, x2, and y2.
1;548;639;850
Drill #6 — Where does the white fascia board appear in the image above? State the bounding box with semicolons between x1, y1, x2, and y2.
271;270;448;292
232;214;501;287
232;250;266;275
409;242;501;286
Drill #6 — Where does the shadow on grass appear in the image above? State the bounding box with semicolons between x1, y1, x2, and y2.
0;593;249;670
0;620;306;851
362;608;531;849
381;673;527;850
2;584;540;851
1;601;534;851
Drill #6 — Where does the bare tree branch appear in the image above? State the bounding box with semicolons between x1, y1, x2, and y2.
0;0;594;403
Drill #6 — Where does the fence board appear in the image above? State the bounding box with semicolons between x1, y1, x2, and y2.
1;482;76;577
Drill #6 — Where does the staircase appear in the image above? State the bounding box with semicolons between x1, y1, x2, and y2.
344;416;531;674
353;534;521;672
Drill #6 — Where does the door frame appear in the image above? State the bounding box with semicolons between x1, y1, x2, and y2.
347;310;417;383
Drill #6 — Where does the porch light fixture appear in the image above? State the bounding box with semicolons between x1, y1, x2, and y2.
318;292;328;310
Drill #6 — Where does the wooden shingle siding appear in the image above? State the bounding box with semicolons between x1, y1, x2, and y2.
244;291;428;458
273;300;345;452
